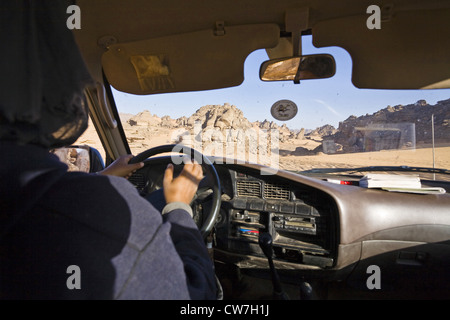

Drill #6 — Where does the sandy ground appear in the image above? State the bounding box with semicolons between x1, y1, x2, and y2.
278;144;450;172
75;122;450;176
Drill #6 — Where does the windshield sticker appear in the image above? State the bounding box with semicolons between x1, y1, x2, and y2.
270;100;298;121
130;54;175;92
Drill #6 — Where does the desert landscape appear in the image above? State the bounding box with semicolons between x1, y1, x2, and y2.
75;98;450;178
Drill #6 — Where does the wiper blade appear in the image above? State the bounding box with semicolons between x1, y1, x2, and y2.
301;166;450;175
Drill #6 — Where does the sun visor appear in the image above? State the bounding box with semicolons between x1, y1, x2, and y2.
102;24;279;95
312;9;450;89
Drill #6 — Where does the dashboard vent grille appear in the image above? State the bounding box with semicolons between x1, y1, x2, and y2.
129;173;146;191
264;183;290;200
236;180;261;198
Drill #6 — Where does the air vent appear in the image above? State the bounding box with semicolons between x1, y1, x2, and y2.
129;173;146;191
264;183;290;200
236;180;261;198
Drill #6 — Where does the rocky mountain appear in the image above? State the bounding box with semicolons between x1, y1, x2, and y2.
186;103;252;130
322;98;450;153
125;103;301;142
128;110;162;127
121;98;450;155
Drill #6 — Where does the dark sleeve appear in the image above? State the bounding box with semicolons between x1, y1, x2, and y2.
103;177;217;300
162;209;218;299
24;174;217;300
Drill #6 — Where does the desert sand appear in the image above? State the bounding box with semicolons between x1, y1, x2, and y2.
75;120;450;177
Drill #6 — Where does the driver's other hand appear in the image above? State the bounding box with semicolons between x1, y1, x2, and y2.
97;154;144;179
163;160;204;205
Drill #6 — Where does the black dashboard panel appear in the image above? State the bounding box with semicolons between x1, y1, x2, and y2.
213;165;338;270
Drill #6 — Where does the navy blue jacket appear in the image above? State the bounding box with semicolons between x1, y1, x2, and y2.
0;142;217;299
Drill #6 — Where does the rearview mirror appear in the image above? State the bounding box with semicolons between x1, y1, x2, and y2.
260;54;336;82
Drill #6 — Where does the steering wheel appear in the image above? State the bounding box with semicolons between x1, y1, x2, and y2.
129;144;221;239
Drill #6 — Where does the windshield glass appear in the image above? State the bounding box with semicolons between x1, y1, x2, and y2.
94;36;450;180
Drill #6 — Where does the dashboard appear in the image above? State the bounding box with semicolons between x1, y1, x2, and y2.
129;157;339;270
212;165;338;270
129;156;450;297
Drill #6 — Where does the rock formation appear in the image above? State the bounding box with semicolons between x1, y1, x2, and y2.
323;98;450;153
121;98;450;156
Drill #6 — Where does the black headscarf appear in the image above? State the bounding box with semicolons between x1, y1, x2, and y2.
0;0;92;148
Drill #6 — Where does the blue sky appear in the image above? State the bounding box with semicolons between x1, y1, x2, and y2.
112;36;450;130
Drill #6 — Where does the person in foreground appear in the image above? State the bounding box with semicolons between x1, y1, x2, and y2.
0;0;217;299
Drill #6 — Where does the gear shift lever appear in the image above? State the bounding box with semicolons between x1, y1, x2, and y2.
258;232;289;300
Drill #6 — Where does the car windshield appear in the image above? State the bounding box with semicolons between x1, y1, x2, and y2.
82;36;450;181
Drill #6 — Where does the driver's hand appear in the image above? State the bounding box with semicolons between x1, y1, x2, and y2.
97;154;144;179
163;160;204;205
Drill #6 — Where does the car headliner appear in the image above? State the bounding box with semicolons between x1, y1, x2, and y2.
74;0;450;95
